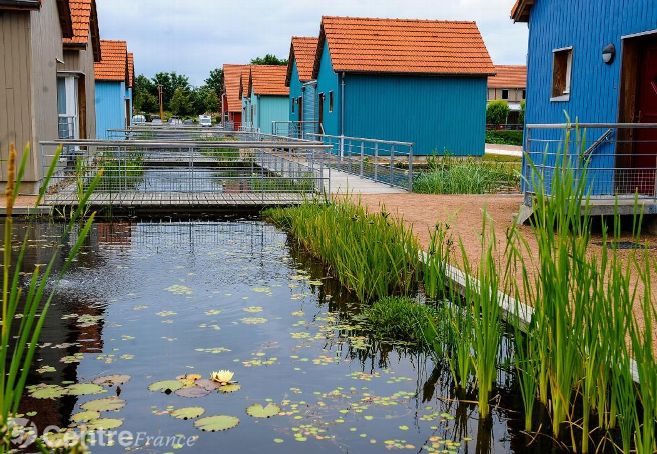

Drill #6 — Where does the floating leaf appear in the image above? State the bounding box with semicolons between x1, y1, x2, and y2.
166;285;193;296
240;317;267;325
60;353;84;364
81;397;125;412
205;309;222;316
170;407;205;420
195;347;231;354
246;403;280;419
92;375;130;387
36;365;56;374
194;415;239;432
195;379;220;391
27;384;67;400
243;306;263;313
85;418;123;430
175;386;211;398
66;384;107;396
210;370;234;384
148;380;184;394
218;384;241;393
71;411;100;423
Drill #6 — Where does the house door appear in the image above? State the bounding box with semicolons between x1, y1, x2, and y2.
318;93;325;132
57;75;79;140
297;96;303;138
633;41;657;195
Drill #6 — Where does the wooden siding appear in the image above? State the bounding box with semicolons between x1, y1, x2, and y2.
251;90;288;135
487;87;525;103
288;61;302;121
345;74;487;156
315;40;340;136
95;81;125;138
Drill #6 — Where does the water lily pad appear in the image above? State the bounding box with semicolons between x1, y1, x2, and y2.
148;380;184;394
218;384;241;393
36;365;56;374
28;384;67;400
170;407;205;420
175;386;211;398
71;411;100;423
166;285;192;295
66;384;107;396
92;375;130;387
195;379;220;391
246;403;280;418
85;418;123;430
81;397;125;412
194;415;239;432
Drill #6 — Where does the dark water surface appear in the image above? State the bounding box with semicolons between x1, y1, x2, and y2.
10;219;563;453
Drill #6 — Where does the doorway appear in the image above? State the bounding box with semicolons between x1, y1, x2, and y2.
318;93;325;132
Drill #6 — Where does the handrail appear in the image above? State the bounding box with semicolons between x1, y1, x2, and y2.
40;139;330;149
527;122;657;129
583;128;614;158
307;133;414;148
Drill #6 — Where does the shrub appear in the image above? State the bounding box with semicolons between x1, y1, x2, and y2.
362;297;438;346
485;130;523;146
486;100;509;126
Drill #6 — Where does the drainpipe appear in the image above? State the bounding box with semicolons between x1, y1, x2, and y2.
340;72;346;158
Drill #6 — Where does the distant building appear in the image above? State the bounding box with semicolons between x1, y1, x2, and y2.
239;66;251;129
488;65;526;125
222;64;248;130
285;36;318;138
94;40;132;138
312;16;495;156
513;0;657;205
244;65;289;135
0;0;100;192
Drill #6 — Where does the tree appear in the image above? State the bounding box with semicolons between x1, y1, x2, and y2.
486;100;510;126
205;68;224;96
202;89;220;113
170;87;193;116
519;100;526;125
151;72;191;110
135;91;159;114
250;54;288;66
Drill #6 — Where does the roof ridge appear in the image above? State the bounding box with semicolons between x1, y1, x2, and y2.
322;15;476;24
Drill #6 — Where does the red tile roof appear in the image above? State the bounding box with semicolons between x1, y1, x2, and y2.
94;40;128;82
223;64;248;113
250;65;289;96
313;16;495;78
240;66;251;98
63;0;101;61
511;0;534;22
127;52;135;88
286;36;318;86
489;65;526;88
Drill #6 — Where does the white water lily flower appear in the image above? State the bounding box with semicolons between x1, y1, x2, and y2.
211;370;234;384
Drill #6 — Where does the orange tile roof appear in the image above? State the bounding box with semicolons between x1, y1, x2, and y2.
489;65;526;88
223;64;248;113
286;36;318;86
63;0;101;61
511;0;534;22
94;40;128;82
127;52;134;88
250;65;289;96
313;16;495;78
240;66;251;98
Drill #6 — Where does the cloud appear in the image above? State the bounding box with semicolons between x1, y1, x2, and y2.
96;0;527;85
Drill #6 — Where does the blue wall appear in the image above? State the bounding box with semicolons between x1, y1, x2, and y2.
523;0;657;195
125;87;133;127
314;39;486;155
252;91;289;135
95;81;126;139
289;61;302;122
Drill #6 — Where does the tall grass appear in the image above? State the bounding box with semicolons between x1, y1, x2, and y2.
1;144;98;450
264;200;420;302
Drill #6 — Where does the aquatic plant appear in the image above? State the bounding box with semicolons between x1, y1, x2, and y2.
361;296;438;346
0;144;98;450
265;200;420;301
210;370;235;385
422;223;452;301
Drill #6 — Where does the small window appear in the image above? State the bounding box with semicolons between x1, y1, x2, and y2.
552;47;573;100
501;89;509;100
291;98;295;113
329;91;334;112
522;89;526;99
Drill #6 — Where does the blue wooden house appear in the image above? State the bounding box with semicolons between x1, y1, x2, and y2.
240;66;252;129
513;0;657;204
285;36;318;138
311;16;495;156
94;39;131;138
245;65;289;135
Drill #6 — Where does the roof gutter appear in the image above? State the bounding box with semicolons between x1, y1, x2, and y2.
340;72;345;137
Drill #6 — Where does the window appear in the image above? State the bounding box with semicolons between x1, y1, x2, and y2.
291;98;295;113
329;91;334;112
501;89;509;100
552;47;573;100
57;75;79;140
522;89;526;100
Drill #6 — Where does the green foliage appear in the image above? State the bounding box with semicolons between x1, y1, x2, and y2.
485;130;524;146
97;152;144;190
413;155;520;194
205;68;224;96
519;100;526;124
250;54;288;66
362;297;438;346
134;90;158;114
170;87;193;116
486;100;510;126
265;201;420;302
152;72;191;110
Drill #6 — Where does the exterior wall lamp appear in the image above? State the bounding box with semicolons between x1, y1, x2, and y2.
602;43;616;64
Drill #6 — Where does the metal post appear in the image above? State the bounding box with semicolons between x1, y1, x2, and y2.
390;145;395;187
349;141;353;174
374;142;379;182
189;147;194;193
339;135;345;161
360;142;364;177
408;145;414;192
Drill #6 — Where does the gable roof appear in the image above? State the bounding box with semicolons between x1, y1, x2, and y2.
489;65;526;89
0;0;74;36
312;16;495;79
240;66;251;98
63;0;101;61
223;64;248;113
94;40;128;82
285;36;318;86
249;65;289;96
511;0;535;22
127;52;134;88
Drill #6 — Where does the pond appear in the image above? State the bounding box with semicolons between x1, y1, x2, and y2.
12;218;561;453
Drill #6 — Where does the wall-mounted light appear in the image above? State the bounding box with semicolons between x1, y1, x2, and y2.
602;43;616;64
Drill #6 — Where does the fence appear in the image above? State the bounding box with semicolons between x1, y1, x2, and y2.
272;121;322;140
523;123;657;205
38;138;331;206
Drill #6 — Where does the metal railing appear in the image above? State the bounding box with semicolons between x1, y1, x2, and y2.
39;138;332;206
524;123;657;203
305;133;415;191
272;121;322;140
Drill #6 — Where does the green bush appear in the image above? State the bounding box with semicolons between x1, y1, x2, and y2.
362;297;438;346
485;130;524;146
486;100;509;126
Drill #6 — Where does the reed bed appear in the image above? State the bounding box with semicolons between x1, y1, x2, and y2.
264;200;421;302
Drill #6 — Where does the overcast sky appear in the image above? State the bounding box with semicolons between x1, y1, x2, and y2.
96;0;528;86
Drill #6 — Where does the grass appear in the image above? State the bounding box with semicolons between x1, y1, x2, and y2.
251;173;315;192
413;155;520;194
362;297;438;346
485;129;524;146
264;200;420;302
96;152;144;191
200;147;241;161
